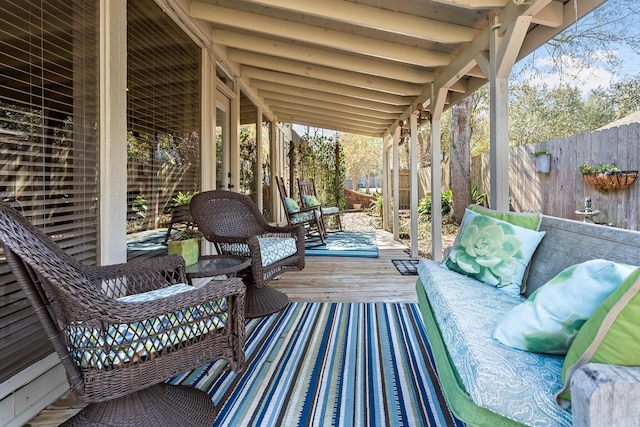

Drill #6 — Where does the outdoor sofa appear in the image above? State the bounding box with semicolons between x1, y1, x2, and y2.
416;205;640;426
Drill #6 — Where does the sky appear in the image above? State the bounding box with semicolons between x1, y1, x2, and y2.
513;0;640;95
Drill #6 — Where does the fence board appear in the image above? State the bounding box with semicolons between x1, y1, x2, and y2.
471;123;640;231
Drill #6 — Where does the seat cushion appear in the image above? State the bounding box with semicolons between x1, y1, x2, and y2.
418;260;571;427
290;210;316;225
67;284;227;369
257;236;298;266
321;206;339;215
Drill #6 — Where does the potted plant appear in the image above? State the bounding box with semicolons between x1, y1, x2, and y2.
167;229;200;266
533;150;551;173
579;163;638;191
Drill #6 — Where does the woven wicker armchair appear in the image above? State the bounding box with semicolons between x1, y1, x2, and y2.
190;190;305;318
0;202;246;427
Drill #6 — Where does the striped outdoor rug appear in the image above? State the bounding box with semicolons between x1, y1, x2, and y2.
169;302;465;427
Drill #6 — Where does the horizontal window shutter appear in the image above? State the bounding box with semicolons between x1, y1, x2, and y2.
0;0;99;382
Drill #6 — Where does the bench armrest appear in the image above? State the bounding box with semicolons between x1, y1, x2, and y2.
571;363;640;427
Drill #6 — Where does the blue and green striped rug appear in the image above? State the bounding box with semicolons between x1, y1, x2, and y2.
169;302;465;427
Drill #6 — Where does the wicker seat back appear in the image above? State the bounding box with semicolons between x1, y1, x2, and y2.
0;202;246;424
191;191;269;242
190;190;305;318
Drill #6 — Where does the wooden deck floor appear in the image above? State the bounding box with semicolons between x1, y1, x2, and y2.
26;229;418;426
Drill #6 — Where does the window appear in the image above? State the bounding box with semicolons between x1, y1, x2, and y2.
126;0;201;236
0;0;99;381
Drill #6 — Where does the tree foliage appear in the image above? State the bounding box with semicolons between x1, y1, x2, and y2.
295;128;346;210
340;133;382;191
518;0;640;78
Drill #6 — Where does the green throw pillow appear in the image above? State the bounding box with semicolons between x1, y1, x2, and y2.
468;204;542;231
302;194;321;207
493;259;636;354
556;266;640;406
284;197;300;213
444;208;546;296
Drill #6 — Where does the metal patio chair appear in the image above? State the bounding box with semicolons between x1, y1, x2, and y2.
0;202;246;427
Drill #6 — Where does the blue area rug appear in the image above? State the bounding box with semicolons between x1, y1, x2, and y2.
305;231;379;257
169;302;465;427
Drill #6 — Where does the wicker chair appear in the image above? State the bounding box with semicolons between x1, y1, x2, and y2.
0;202;246;427
297;178;343;232
276;176;326;246
190;190;305;318
163;205;197;244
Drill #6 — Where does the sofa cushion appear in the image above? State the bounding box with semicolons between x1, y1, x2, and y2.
444;208;546;296
418;260;571;426
557;266;640;405
494;259;636;354
468;204;542;231
67;284;227;369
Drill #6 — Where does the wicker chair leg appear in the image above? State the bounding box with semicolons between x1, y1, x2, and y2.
61;383;216;427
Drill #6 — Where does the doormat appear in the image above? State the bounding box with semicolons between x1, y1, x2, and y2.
392;259;420;275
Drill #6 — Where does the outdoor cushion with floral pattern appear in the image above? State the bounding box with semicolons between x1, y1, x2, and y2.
444;208;546;296
66;284;227;369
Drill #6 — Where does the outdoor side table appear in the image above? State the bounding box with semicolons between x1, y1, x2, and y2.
185;254;251;284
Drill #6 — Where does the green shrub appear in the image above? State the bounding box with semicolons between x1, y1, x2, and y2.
418;189;453;217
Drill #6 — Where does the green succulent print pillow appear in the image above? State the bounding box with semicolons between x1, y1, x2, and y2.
444;208;546;296
494;259;636;355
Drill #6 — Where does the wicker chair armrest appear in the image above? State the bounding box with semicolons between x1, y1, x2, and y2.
86;254;188;294
261;223;306;240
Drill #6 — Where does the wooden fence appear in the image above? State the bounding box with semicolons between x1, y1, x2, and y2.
471;122;640;231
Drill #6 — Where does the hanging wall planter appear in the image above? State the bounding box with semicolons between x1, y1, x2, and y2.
581;171;638;191
580;163;638;192
534;151;551;173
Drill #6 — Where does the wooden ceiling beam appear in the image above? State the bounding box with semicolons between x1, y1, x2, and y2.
259;91;398;120
211;30;433;84
191;2;452;67
251;81;407;113
237;0;479;43
265;100;394;126
273;105;390;129
273;113;385;137
229;50;427;96
241;67;412;106
430;0;509;8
